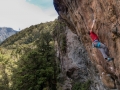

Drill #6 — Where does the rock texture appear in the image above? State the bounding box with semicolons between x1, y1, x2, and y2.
54;0;120;90
55;26;112;90
0;27;17;43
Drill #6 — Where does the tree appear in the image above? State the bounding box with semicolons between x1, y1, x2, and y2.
11;31;58;90
0;54;9;90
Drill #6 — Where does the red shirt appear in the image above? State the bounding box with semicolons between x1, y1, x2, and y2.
90;31;99;42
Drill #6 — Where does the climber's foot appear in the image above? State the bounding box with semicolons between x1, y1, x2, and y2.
107;58;114;62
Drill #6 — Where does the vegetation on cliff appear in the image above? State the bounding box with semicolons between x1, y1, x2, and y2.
72;80;91;90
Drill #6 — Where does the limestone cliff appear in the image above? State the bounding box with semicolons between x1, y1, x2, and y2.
53;0;120;90
54;24;112;90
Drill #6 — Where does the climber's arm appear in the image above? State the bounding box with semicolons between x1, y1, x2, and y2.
90;19;95;32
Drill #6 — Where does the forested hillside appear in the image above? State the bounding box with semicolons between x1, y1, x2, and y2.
0;20;66;90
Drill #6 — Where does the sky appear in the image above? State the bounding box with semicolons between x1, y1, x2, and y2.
0;0;58;31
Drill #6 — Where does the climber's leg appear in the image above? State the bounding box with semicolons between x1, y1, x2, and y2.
94;42;114;61
99;43;109;56
99;43;114;61
98;48;109;59
104;47;109;56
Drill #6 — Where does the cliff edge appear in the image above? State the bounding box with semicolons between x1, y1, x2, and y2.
54;0;120;89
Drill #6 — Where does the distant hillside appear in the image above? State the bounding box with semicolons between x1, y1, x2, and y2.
0;20;66;90
0;27;18;43
0;20;62;90
0;21;55;48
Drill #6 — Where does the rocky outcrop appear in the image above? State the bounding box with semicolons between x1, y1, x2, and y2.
0;27;17;43
55;25;112;90
54;0;120;89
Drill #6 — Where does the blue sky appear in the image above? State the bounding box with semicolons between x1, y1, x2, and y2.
0;0;58;30
26;0;52;9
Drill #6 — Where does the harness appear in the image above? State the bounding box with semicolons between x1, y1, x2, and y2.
97;42;100;47
93;40;101;48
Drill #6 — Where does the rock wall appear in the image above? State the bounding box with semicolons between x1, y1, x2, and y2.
55;26;112;90
54;0;120;89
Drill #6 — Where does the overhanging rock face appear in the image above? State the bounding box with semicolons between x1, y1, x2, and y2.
54;0;120;89
55;26;109;90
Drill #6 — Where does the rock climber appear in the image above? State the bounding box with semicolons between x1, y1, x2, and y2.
88;19;114;62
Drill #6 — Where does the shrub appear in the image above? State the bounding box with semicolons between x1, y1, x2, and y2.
72;80;91;90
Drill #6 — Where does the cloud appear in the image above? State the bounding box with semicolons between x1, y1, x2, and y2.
0;0;58;30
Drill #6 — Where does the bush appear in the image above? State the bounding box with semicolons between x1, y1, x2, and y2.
72;80;91;90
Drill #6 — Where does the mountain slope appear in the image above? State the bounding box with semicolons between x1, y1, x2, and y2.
0;21;55;48
0;20;60;90
0;27;17;43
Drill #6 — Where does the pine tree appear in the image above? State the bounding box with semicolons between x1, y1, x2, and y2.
11;31;57;90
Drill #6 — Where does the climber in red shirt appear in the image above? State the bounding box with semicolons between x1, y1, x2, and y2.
88;19;114;62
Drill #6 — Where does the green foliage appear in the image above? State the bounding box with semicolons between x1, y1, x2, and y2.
0;21;55;49
53;20;67;54
72;80;91;90
0;19;65;90
59;33;67;53
0;52;9;90
11;29;58;90
0;63;9;90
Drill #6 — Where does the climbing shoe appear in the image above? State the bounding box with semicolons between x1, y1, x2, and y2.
107;58;114;62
